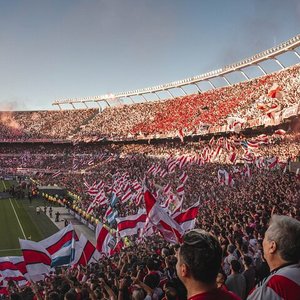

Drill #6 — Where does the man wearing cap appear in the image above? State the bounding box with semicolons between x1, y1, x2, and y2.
176;229;240;300
247;215;300;300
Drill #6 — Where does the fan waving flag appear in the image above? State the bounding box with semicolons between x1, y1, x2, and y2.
40;224;78;267
144;188;184;244
19;239;51;279
96;223;115;256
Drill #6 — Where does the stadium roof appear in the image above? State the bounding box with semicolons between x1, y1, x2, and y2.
53;34;300;110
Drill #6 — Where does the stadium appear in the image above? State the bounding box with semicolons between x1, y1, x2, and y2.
0;2;300;300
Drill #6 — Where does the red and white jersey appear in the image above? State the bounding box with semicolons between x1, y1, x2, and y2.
247;263;300;300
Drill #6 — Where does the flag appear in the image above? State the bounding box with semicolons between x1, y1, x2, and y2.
73;235;100;266
218;169;234;186
121;189;132;204
160;169;168;178
176;183;185;196
229;152;237;164
19;239;51;278
266;157;278;169
173;202;199;232
40;224;77;267
52;170;62;179
96;223;115;255
116;212;147;238
0;257;27;283
144;188;184;244
178;129;184;143
179;172;188;184
163;183;172;195
178;156;188;169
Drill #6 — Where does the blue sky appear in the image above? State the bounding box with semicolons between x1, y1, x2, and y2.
0;0;299;110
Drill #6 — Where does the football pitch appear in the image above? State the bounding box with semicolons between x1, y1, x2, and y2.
0;180;58;257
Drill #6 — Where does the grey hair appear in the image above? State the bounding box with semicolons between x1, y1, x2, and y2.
266;215;300;262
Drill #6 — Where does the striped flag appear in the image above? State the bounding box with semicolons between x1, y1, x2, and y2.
52;170;62;179
173;202;199;232
96;223;115;256
116;212;147;238
229;152;237;164
176;183;185;196
163;183;172;195
40;224;78;267
121;189;133;204
179;172;188;184
0;257;27;283
73;235;100;266
144;188;184;244
19;239;51;278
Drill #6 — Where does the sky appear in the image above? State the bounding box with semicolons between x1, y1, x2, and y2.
0;0;299;111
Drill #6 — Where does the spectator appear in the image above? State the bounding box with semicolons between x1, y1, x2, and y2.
247;215;300;299
225;260;246;299
176;229;240;299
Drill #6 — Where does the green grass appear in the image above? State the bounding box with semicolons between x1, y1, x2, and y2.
0;180;59;257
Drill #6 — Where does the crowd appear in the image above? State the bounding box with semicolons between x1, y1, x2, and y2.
0;109;98;140
76;64;300;139
0;65;299;142
0;66;300;299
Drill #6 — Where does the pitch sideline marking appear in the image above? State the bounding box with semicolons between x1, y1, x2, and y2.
0;248;20;252
2;180;27;240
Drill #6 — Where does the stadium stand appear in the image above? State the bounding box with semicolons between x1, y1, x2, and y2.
0;48;300;300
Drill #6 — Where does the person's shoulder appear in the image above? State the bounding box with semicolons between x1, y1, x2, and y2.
188;289;241;300
213;289;241;300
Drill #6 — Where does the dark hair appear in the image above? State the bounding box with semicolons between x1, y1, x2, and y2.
48;292;60;300
231;260;241;273
179;229;222;284
243;255;253;267
143;273;160;289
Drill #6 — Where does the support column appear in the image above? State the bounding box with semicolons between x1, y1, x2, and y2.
194;83;202;92
179;87;187;95
128;96;135;104
166;89;175;98
140;94;148;102
292;50;300;60
154;92;161;100
256;64;267;75
207;80;216;89
273;58;285;69
222;76;231;86
240;70;250;80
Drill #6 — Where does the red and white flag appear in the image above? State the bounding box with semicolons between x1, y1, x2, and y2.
116;212;147;238
19;239;51;279
176;183;185;196
218;169;234;186
173;202;199;232
228;152;237;164
267;157;278;169
144;188;184;244
95;223;115;256
73;235;100;266
0;257;27;283
52;170;62;179
179;172;188;185
121;189;133;204
163;183;172;195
